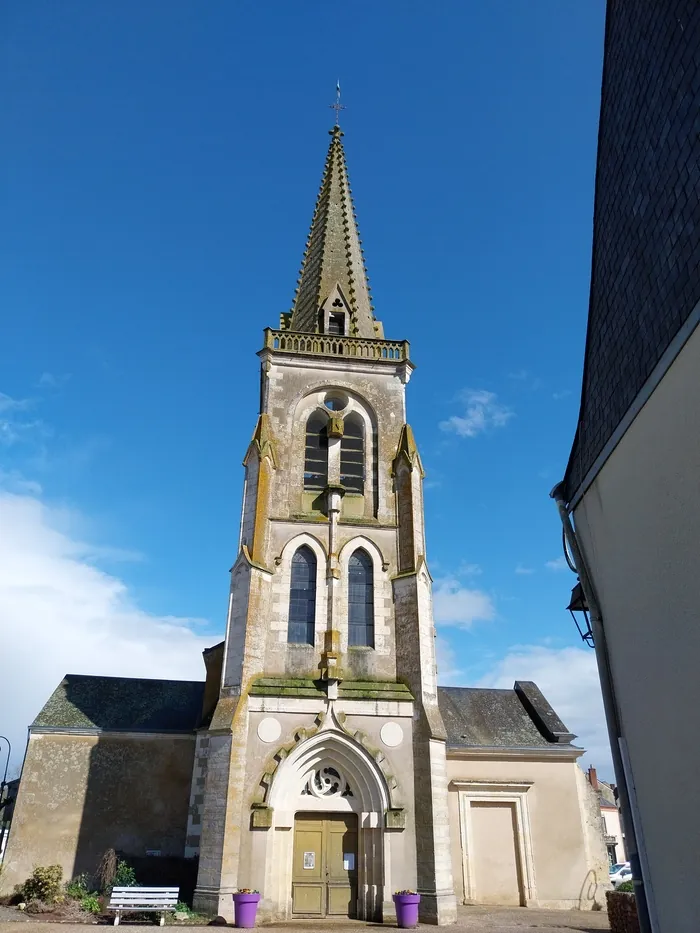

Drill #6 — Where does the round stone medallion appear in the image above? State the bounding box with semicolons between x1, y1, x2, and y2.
380;721;403;748
257;717;282;744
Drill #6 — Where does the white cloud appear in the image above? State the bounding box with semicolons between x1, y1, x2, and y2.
37;372;71;389
0;393;46;447
433;576;496;629
553;389;572;401
457;562;482;577
0;492;221;771
439;389;513;438
545;556;569;572
480;644;611;774
515;564;535;575
435;636;464;685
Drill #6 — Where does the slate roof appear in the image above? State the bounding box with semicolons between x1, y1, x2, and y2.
32;674;204;733
289;126;378;338
33;674;577;753
564;2;700;502
438;682;577;750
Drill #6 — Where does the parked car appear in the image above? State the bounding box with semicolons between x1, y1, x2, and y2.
610;862;632;887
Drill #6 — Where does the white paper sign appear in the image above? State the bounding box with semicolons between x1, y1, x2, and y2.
343;853;355;871
303;851;315;869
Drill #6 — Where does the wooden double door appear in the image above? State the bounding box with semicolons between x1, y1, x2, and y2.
292;812;358;917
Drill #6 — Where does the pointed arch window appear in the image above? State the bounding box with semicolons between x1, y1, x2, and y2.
304;413;328;489
348;549;374;647
288;545;317;645
340;414;364;494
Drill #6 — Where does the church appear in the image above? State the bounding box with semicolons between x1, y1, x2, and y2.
1;123;608;923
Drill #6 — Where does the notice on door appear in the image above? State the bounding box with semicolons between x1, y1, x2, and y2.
303;851;315;870
343;853;355;871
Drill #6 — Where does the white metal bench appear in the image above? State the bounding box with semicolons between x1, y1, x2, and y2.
108;886;179;926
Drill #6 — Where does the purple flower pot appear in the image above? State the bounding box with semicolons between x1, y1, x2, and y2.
393;893;420;928
232;893;261;928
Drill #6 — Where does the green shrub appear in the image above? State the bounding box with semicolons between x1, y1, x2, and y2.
80;894;101;914
113;860;137;888
64;873;91;899
22;866;63;904
616;880;635;893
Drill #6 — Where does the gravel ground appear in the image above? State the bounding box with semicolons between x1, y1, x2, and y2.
0;905;609;932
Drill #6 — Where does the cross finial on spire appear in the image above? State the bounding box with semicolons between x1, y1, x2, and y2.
329;80;345;127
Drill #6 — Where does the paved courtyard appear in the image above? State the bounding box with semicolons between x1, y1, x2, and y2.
0;904;610;932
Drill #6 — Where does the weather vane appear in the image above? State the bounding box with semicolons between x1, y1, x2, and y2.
329;80;345;126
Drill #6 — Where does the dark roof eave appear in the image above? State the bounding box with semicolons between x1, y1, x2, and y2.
30;726;198;737
447;743;583;757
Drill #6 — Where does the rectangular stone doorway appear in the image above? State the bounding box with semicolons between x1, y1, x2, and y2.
292;812;358;917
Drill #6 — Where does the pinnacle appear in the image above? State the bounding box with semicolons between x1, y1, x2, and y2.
288;128;379;338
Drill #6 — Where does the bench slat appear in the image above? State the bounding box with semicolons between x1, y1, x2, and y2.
111;906;173;911
110;895;179;899
110;901;178;906
110;900;178;905
112;888;179;893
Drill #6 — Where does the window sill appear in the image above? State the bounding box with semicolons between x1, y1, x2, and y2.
348;645;375;652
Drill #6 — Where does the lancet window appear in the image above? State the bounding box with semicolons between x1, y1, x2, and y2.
348;549;374;647
288;545;317;645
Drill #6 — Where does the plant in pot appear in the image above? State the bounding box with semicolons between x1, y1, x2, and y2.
393;889;420;928
232;889;261;928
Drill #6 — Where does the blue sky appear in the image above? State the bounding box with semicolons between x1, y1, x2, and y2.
1;1;610;773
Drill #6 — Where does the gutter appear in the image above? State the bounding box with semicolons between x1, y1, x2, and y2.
551;482;655;933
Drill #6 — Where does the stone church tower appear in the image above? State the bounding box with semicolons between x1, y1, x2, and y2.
191;124;457;925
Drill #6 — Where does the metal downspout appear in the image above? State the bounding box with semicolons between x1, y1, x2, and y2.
550;482;654;933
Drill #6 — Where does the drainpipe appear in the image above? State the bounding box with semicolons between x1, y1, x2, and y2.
550;482;654;933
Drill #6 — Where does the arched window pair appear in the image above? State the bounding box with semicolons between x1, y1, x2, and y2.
287;546;374;647
303;412;365;494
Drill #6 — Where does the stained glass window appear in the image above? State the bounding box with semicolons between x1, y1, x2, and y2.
348;549;374;647
288;546;317;644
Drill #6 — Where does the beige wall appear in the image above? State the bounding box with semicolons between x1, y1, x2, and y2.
573;321;700;933
0;731;195;895
446;755;609;910
602;807;626;863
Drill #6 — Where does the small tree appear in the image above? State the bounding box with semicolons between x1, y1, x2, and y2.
22;865;63;903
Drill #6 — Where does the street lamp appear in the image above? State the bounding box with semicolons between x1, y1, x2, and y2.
567;581;595;648
0;736;11;802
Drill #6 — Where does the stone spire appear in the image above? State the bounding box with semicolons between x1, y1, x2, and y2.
288;127;381;338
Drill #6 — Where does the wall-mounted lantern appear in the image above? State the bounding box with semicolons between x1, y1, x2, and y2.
567;581;594;648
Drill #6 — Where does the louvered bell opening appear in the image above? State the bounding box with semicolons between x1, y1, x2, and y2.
341;418;364;493
327;311;345;335
304;415;329;490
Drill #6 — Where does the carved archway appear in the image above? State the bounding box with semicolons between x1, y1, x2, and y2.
260;707;391;922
